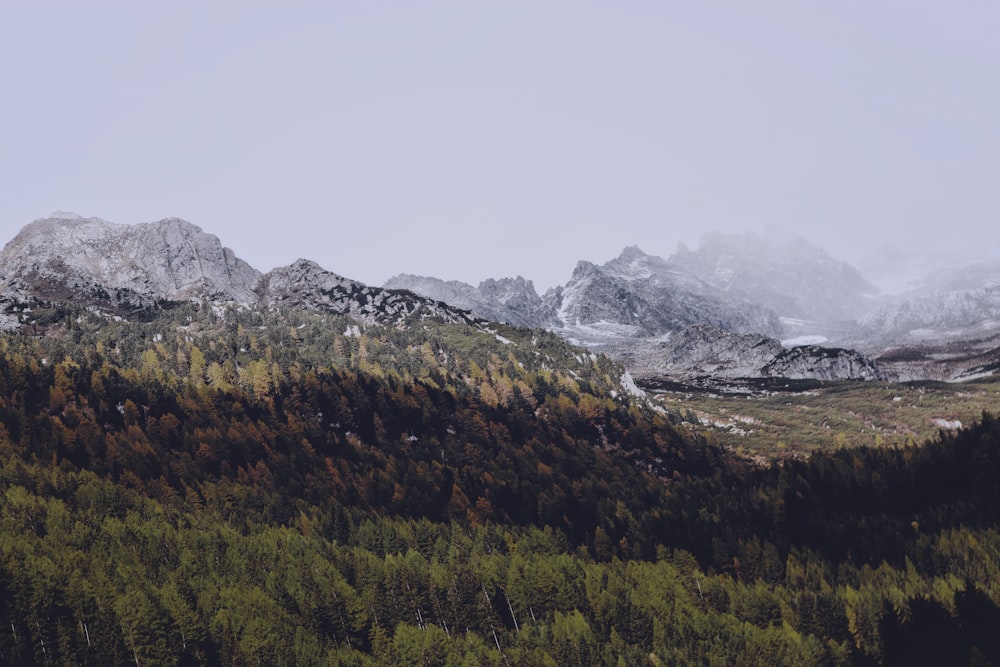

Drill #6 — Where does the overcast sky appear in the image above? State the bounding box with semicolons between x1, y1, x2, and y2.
2;3;999;290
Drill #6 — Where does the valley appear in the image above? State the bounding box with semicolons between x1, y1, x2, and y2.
1;215;1000;665
646;376;1000;460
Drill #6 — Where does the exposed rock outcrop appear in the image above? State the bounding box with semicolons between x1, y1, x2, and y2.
623;325;882;382
0;213;260;307
264;259;476;326
762;345;881;381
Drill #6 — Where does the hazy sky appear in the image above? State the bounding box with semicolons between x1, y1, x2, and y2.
2;3;999;290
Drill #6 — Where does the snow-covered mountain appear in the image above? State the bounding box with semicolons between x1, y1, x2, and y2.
0;214;475;327
386;233;1000;382
665;232;878;324
387;236;881;346
853;257;1000;345
546;246;784;341
388;245;784;343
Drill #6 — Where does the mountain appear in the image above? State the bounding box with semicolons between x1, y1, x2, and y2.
665;232;878;324
860;285;1000;342
1;215;992;386
387;241;889;382
263;259;477;326
388;235;877;345
388;246;784;342
857;257;1000;346
383;273;551;328
0;213;477;329
0;213;260;307
387;234;1000;383
548;246;784;341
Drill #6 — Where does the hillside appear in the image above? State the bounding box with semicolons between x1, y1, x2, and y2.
1;216;1000;665
1;301;1000;664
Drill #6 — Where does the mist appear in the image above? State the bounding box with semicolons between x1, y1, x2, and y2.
2;4;997;292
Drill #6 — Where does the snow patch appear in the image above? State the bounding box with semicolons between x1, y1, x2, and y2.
619;371;646;399
552;319;644;344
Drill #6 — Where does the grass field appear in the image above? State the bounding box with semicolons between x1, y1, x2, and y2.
647;376;1000;461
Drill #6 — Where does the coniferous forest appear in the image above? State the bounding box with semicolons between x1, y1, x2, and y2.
2;302;1000;665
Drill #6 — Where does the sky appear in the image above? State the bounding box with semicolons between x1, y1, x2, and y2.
2;3;999;291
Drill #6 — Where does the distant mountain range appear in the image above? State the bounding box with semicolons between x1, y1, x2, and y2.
3;213;999;383
387;232;1000;382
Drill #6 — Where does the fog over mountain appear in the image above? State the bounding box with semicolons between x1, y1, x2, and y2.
387;231;878;343
386;229;1000;382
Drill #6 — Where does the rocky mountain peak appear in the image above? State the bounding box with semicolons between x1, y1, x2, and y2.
0;214;261;307
477;276;542;308
570;260;600;280
616;245;649;262
602;246;668;281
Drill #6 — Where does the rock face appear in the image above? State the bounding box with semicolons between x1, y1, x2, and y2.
762;345;881;381
0;214;261;307
631;325;784;379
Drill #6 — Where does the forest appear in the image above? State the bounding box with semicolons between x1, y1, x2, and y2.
1;300;999;665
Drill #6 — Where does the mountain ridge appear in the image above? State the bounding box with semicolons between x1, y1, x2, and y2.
0;213;478;329
4;213;998;383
